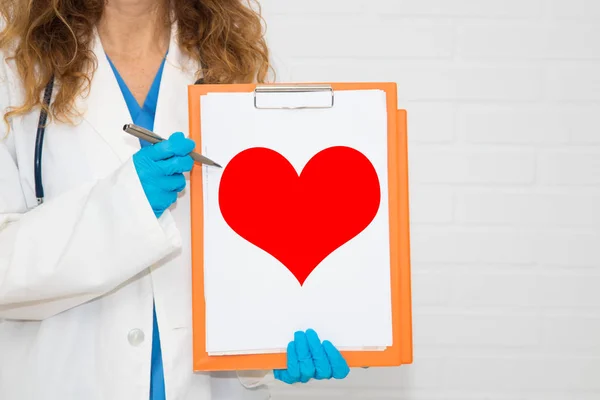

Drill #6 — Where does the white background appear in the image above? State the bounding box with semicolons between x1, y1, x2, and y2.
258;0;600;399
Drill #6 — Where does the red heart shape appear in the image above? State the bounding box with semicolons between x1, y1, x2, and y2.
218;146;381;285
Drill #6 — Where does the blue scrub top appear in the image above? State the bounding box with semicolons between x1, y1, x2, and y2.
107;54;167;400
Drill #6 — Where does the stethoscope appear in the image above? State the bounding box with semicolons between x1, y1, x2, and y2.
34;75;55;205
34;74;205;206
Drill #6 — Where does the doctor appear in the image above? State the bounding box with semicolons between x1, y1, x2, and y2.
0;0;350;399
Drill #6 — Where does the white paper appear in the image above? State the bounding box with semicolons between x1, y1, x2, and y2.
200;89;393;354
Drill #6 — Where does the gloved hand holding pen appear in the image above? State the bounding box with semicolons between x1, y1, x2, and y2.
132;132;196;218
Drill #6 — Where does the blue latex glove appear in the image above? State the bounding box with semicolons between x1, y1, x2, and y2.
132;132;195;218
274;329;350;384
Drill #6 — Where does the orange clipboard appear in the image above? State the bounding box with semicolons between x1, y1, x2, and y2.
187;82;412;371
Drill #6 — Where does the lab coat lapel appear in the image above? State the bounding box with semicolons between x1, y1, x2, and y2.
153;23;200;140
148;24;201;339
78;29;144;163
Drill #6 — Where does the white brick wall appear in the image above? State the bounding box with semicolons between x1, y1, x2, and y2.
260;0;600;399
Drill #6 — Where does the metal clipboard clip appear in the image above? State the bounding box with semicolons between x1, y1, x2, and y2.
253;84;334;110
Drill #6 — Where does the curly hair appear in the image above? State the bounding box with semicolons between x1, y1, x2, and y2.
0;0;271;127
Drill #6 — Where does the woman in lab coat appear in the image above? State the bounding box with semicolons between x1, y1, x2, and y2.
0;0;350;399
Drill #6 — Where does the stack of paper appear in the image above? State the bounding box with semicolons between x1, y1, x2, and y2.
200;89;393;356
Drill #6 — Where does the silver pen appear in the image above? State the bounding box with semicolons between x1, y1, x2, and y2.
123;124;222;168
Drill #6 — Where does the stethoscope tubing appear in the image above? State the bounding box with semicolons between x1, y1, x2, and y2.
35;75;55;205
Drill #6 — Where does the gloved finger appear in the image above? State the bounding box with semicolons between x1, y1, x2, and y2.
156;155;194;175
284;340;300;381
274;369;296;385
143;132;196;161
294;331;315;383
155;174;187;192
306;329;332;380
322;340;350;379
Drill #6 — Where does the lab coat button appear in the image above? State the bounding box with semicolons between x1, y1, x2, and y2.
127;329;145;346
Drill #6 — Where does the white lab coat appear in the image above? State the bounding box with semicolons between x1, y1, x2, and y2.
0;23;273;399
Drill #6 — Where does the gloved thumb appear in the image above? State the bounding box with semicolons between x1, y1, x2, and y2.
166;132;196;154
141;132;196;161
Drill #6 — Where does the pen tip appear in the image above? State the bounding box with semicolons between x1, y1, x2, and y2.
214;162;223;168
